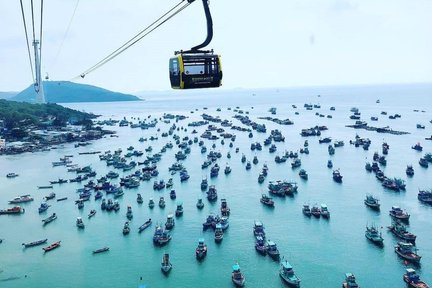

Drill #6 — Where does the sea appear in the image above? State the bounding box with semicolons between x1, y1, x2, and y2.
0;83;431;288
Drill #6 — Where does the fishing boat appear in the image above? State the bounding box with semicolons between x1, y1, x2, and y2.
42;213;57;225
6;172;19;178
170;189;177;200
77;200;84;210
148;198;155;209
406;165;415;176
214;223;224;243
161;253;172;274
43;241;61;252
298;169;308;180
333;169;343;182
253;221;265;238
38;202;50;213
126;205;133;220
258;173;265;183
22;238;48;248
255;235;266;255
196;198;204;209
245;161;251;170
279;258;301;287
202;214;215;230
266;240;280;259
219;216;229;230
224;164;232;175
418;190;432;204
342;273;360;288
201;177;208;190
122;221;130;235
260;194;274;207
311;204;321;218
365;224;384;245
8;195;34;204
403;268;429;288
328;145;335;155
389;206;410;221
88;210;96;219
388;221;416;242
320;204;330;218
93;247;109;254
302;204;311;216
137;193;143;204
76;217;85;229
365;162;372;172
175;202;184;217
158;197;166;208
291;158;301;168
231;263;246;287
364;194;380;210
94;191;103;200
165;214;175;230
327;160;333;168
195;238;208;260
207;185;218;201
395;242;421;263
220;198;230;216
419;157;428;168
138;218;152;233
57;197;67;202
412;143;423;151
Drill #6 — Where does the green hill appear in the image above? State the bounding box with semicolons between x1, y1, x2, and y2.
12;81;141;103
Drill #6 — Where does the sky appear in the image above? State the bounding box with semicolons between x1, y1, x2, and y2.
0;0;431;93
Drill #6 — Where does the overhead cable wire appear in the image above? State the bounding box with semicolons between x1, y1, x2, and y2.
75;0;192;79
52;0;80;71
20;0;35;81
31;0;36;40
39;0;44;65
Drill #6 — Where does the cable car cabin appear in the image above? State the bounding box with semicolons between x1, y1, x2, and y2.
169;53;222;89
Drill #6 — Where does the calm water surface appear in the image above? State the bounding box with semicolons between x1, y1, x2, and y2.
1;84;431;287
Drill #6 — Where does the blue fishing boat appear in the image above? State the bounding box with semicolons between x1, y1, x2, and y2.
327;160;333;168
231;263;245;287
403;268;430;288
253;220;265;239
333;169;343;182
266;240;280;259
170;190;176;200
342;273;360;288
279;258;301;287
255;236;266;255
38;202;50;213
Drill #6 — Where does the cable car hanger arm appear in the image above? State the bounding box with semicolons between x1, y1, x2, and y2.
182;0;213;53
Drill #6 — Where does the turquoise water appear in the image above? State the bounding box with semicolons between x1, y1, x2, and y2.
1;84;431;287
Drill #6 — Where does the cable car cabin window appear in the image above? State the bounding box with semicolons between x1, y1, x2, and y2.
169;57;181;88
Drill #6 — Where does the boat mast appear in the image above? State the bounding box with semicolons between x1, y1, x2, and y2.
33;39;45;103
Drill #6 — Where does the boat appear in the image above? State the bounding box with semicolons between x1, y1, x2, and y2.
57;197;68;202
302;204;311;216
93;247;109;254
220;198;230;216
311;204;320;217
327;160;333;168
388;220;416;242
224;164;232;175
148;198;155;208
342;273;360;288
168;189;176;200
395;242;421;263
207;185;218;201
255;235;266;255
291;158;301;168
126;205;133;220
319;137;332;144
320;204;330;218
260;194;274;207
161;253;172;274
364;194;380;210
195;238;208;260
42;213;57;225
165;214;175;230
43;240;61;252
219;216;229;230
406;165;415;176
389;206;410;221
22;238;48;248
38;202;50;213
258;173;265;183
88;209;96;219
419;157;428;168
175;202;184;217
8;195;34;204
365;224;384;245
77;199;84;210
412;143;423;151
122;221;130;235
403;268;429;288
137;193;143;204
214;223;224;242
299;169;308;180
196;198;204;209
418;190;432;204
266;240;280;259
333;169;343;182
76;217;85;229
253;220;265;238
245;161;251;170
138;218;152;233
154;226;171;246
6;172;19;178
232;263;246;287
201;177;208;190
158;197;166;208
279;258;301;287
